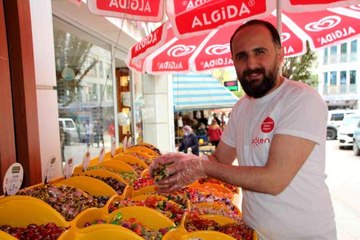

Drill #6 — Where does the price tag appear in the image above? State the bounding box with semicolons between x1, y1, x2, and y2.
82;149;91;171
44;156;56;184
111;137;116;157
98;147;105;163
3;163;24;196
63;158;74;179
123;136;128;151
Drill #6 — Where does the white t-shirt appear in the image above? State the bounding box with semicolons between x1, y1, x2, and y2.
222;79;336;239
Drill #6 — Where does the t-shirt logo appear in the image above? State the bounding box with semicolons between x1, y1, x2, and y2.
261;117;275;133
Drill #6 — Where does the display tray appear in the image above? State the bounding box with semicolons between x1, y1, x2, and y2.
55;175;117;197
125;146;159;157
0;195;69;227
61;206;176;240
0;195;70;240
76;169;131;198
113;154;149;167
163;212;257;240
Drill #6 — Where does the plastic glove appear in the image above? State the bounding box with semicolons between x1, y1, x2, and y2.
149;152;186;177
150;152;208;193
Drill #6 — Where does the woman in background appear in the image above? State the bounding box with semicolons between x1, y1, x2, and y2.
207;119;222;147
178;125;199;156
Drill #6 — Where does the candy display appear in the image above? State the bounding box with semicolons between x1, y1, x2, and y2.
0;223;67;240
89;175;126;195
185;212;253;240
0;143;256;240
108;195;185;225
16;184;108;221
151;163;171;182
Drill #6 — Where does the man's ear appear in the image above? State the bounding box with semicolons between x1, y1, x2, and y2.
278;46;285;64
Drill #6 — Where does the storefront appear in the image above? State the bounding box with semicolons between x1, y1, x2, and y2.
0;0;176;193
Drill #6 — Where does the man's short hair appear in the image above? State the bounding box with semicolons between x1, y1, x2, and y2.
230;19;282;54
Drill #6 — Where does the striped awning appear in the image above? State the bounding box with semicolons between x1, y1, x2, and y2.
173;73;239;111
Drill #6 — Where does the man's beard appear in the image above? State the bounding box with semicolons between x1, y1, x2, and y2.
237;63;279;98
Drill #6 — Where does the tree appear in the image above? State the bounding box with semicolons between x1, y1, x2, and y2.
282;41;318;87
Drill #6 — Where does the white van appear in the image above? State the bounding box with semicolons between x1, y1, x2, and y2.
58;118;78;144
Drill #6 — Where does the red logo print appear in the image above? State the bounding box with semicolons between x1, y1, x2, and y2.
261;117;274;133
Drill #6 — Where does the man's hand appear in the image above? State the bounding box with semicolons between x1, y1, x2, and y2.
149;152;208;192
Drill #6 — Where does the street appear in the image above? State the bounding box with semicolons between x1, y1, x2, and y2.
326;140;360;239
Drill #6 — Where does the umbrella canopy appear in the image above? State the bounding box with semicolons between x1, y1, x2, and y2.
127;5;360;74
87;0;360;38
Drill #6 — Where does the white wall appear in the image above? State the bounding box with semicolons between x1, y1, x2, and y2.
142;74;175;153
30;0;63;181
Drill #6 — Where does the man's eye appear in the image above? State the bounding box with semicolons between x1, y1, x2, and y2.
255;49;265;55
236;54;247;60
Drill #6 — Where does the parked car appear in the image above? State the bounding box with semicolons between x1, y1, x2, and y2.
353;120;360;156
327;109;359;140
58;118;79;144
338;114;360;149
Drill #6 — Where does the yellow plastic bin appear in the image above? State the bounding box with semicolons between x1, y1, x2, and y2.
59;224;144;240
0;195;70;239
56;175;117;197
77;169;130;198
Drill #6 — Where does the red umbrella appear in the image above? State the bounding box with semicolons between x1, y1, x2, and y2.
87;0;359;37
126;5;360;74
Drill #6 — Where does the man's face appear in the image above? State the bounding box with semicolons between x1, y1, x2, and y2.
231;25;283;98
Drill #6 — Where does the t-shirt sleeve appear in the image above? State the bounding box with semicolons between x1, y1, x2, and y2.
275;87;327;145
221;101;242;148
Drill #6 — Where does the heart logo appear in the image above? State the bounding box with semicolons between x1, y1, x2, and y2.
167;45;196;57
305;16;340;32
205;44;230;55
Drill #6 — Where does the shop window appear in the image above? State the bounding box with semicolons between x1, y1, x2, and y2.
53;17;115;163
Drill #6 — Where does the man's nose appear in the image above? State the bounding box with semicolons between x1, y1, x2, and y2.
245;55;258;68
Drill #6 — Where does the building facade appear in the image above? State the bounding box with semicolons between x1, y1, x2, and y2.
317;38;360;109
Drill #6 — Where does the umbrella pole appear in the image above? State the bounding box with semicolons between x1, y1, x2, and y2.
276;0;282;37
276;0;283;75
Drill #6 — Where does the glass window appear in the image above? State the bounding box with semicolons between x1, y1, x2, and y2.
331;113;344;121
323;48;328;65
340;71;347;84
350;70;356;84
53;17;115;164
350;40;357;62
330;71;337;85
330;46;337;64
340;43;347;62
323;72;328;85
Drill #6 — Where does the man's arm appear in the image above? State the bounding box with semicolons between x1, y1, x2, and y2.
205;134;316;195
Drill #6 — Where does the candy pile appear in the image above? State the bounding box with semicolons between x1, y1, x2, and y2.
17;184;108;221
0;223;67;240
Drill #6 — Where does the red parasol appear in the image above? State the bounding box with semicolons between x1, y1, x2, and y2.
87;0;360;37
126;4;360;74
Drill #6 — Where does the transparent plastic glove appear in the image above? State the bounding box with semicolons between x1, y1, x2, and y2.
153;153;208;193
149;152;187;178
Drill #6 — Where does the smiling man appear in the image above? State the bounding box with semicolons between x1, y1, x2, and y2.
150;20;336;240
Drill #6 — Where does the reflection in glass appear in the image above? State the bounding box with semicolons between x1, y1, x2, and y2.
53;18;115;166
